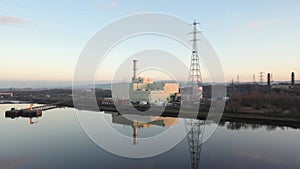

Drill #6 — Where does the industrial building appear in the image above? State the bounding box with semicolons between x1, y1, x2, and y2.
0;92;13;97
113;60;179;105
202;72;298;99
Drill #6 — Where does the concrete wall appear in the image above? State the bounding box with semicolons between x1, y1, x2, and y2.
111;83;130;100
149;91;166;103
130;90;151;102
163;83;179;101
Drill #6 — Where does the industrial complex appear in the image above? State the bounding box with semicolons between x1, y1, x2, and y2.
113;60;180;106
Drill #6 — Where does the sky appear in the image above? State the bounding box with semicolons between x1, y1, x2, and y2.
0;0;300;87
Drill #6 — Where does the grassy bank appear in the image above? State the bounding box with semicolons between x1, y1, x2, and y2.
2;88;300;128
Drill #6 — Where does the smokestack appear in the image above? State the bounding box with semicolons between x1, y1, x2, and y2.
133;60;138;80
267;73;271;86
292;72;295;86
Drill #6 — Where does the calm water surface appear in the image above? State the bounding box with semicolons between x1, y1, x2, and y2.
0;104;299;169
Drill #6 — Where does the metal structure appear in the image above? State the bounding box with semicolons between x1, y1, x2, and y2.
185;119;204;169
185;20;205;169
187;20;203;100
259;72;265;86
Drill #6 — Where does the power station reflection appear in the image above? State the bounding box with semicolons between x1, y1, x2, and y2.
111;113;179;145
110;112;204;169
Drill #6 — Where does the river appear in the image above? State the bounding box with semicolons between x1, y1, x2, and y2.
0;104;299;169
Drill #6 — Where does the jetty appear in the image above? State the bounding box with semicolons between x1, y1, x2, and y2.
5;104;56;119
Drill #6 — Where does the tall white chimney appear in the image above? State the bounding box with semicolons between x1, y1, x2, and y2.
133;60;138;79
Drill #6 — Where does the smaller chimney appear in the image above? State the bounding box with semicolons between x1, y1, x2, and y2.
292;72;295;86
267;73;271;86
133;60;138;80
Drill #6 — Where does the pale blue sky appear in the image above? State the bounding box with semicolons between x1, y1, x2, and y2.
0;0;299;84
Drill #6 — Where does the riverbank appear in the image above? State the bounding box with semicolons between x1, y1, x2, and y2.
2;100;300;128
1;88;300;128
96;104;300;129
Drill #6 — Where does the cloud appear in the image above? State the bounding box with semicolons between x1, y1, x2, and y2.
0;158;29;169
238;19;282;30
0;15;32;25
237;151;284;164
110;0;119;9
99;0;120;10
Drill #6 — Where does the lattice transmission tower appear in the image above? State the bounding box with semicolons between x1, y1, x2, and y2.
185;119;204;169
187;20;203;100
185;20;205;169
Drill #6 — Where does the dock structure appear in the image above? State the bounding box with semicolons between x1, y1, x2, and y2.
5;108;42;119
5;104;56;119
29;105;57;111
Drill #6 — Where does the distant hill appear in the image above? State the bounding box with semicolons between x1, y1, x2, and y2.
95;83;112;89
1;79;299;90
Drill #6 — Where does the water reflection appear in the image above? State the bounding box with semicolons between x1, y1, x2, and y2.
218;121;287;131
2;105;300;169
5;113;42;125
110;112;205;169
5;107;42;125
184;119;204;169
0;158;28;169
111;113;179;145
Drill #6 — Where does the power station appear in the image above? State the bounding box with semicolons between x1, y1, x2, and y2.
113;60;180;105
129;60;179;105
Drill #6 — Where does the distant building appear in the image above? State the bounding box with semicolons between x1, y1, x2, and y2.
271;84;293;90
202;85;227;99
0;92;13;97
202;84;270;99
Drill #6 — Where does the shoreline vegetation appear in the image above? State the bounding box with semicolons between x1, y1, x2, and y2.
1;87;300;128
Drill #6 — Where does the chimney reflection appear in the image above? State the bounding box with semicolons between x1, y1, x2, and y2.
111;113;204;169
111;113;179;145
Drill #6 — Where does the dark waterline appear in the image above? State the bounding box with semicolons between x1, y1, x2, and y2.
0;104;299;169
